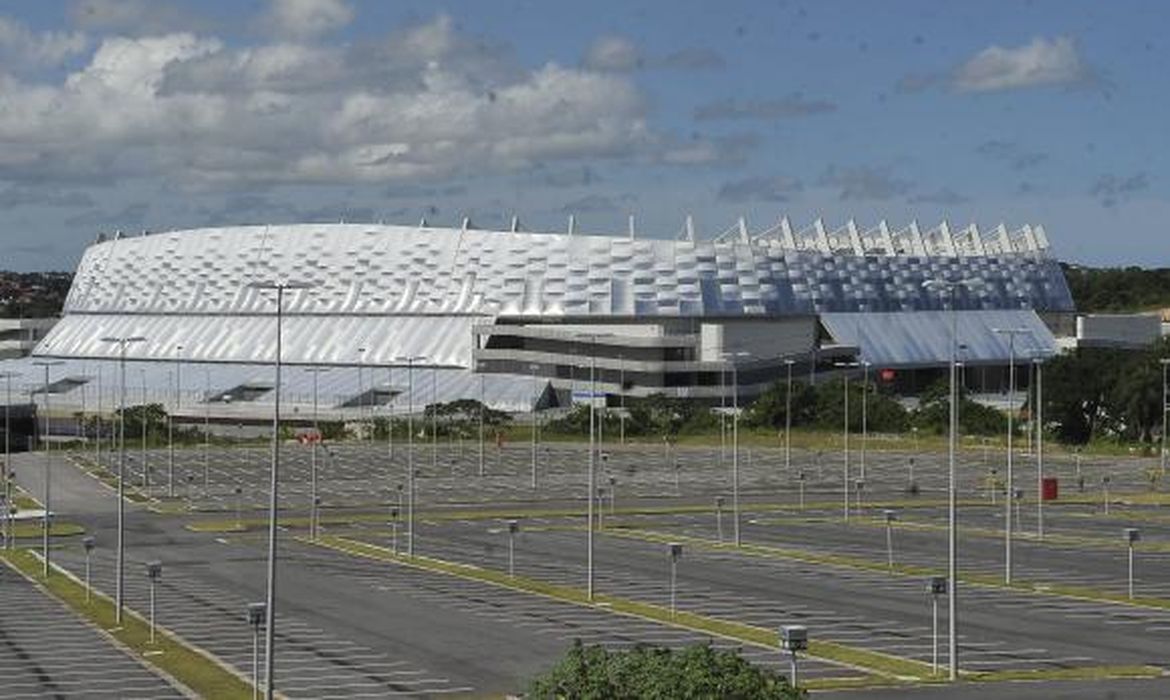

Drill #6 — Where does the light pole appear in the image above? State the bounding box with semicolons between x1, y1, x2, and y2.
722;351;751;547
146;561;162;644
834;361;860;523
203;368;212;487
994;326;1030;586
529;363;540;490
668;542;683;617
883;509;897;572
32;359;64;577
478;373;485;477
785;359;794;476
1034;357;1045;539
1;371;18;551
1162;359;1170;478
386;365;394;466
139;368;149;490
247;602;265;700
430;367;438;471
356;347;367;443
83;535;95;603
780;625;807;690
394;355;425;556
507;519;519;577
305;368;329;542
1125;528;1140;599
925;276;978;681
248;279;311;700
101;335;145;623
169;344;183;499
861;361;870;480
929;576;947;676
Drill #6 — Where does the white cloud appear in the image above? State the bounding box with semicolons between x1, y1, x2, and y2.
0;16;87;68
0;16;709;189
260;0;353;39
954;36;1088;92
68;0;201;35
583;35;641;72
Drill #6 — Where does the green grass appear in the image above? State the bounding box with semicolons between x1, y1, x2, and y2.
309;534;936;682
0;548;253;699
969;665;1164;683
605;526;1170;615
8;522;86;539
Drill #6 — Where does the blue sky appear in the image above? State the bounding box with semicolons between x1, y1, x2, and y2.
0;0;1166;270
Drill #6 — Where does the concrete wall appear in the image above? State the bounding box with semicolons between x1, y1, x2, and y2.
1076;314;1160;348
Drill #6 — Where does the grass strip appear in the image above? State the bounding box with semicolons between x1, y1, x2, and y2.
605;526;1170;615
0;548;254;699
186;498;1011;534
309;534;936;682
969;665;1163;683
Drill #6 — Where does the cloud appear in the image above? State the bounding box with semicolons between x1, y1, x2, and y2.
65;202;150;227
717;176;803;203
583;35;641;72
975;140;1048;170
0;16;87;69
1090;173;1149;208
68;0;204;35
694;94;836;120
534;166;602;188
658;47;724;70
0;186;94;210
0;15;710;190
560;193;634;213
819;166;911;200
259;0;353;39
908;188;969;205
894;72;942;94
954;36;1090;92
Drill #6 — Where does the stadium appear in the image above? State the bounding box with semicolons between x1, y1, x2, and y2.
1;217;1072;437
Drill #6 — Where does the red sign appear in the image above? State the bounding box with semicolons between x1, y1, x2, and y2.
879;369;896;382
297;431;322;444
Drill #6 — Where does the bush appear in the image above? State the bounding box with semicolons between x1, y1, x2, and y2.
526;641;805;699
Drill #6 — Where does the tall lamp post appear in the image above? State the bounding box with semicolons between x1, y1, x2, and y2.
248;279;311;700
721;351;752;546
168;344;183;498
833;360;860;522
304;367;329;541
32;359;64;576
0;371;18;551
1034;356;1046;539
394;355;426;556
100;335;145;623
1161;359;1170;478
924;276;978;682
784;359;794;476
993;326;1031;585
576;332;612;600
529;363;540;490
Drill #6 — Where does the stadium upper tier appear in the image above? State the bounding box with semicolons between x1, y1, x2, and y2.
39;221;1074;367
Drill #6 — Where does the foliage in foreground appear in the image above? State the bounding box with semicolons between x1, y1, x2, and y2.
526;641;804;699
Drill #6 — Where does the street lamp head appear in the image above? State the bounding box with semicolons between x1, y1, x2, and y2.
779;625;808;652
1125;527;1141;544
883;509;897;523
82;535;95;552
247;602;266;628
508;519;520;534
669;542;683;560
145;561;162;580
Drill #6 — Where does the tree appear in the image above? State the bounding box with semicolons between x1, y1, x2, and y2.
912;379;1005;437
526;641;805;699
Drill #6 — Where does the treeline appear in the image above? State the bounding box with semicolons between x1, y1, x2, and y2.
0;271;73;318
544;378;1007;440
1063;263;1170;313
